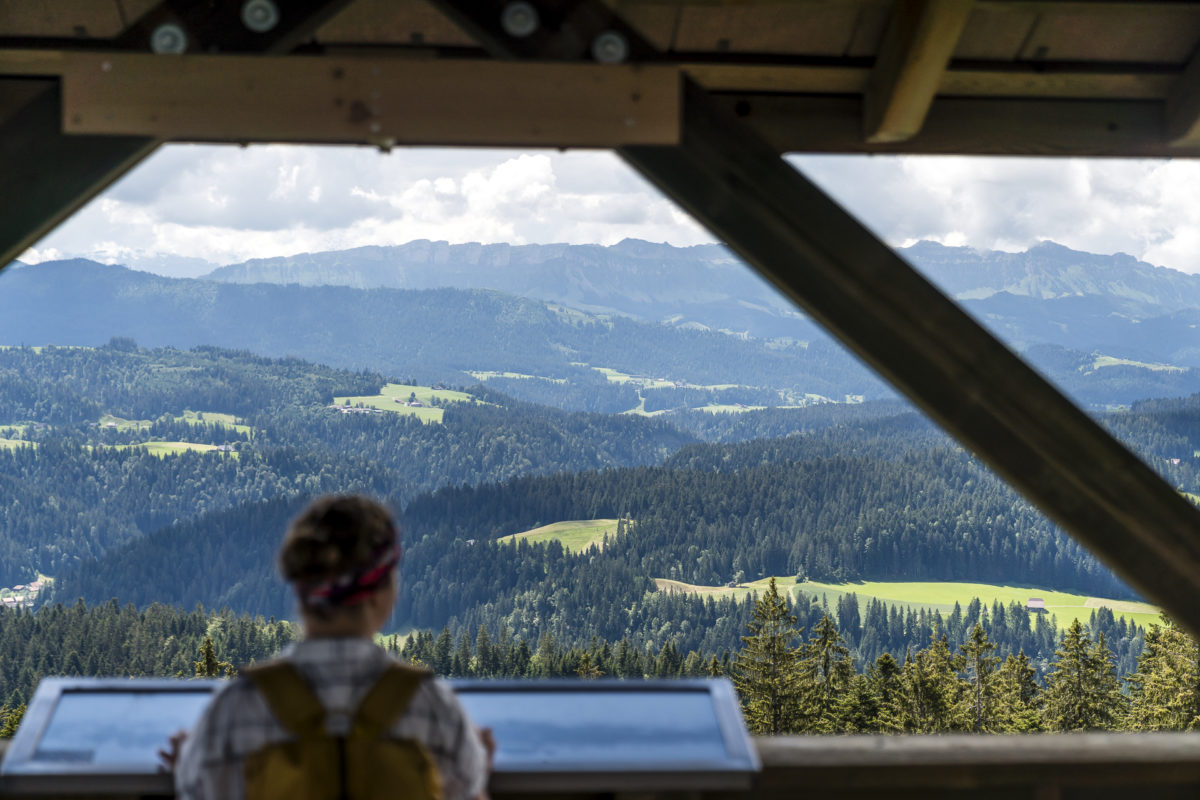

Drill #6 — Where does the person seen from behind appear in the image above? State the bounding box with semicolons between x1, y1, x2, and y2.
168;495;492;800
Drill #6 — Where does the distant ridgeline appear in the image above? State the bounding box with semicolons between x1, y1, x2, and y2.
9;248;1200;411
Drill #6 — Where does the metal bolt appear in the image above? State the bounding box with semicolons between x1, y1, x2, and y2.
501;2;539;38
241;0;279;33
150;23;188;54
591;30;629;64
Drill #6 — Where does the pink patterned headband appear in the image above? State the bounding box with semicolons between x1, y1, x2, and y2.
297;541;400;612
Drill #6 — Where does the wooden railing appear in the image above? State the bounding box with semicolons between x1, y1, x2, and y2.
3;733;1200;799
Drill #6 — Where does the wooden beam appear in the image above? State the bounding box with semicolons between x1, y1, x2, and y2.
864;0;974;143
726;94;1200;158
0;81;154;268
2;53;681;148
755;733;1200;792
1167;42;1200;146
0;0;359;269
683;62;1171;100
620;78;1200;639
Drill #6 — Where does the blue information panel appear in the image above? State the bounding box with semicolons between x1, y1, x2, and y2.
34;691;214;768
0;679;220;777
1;676;758;793
451;679;759;790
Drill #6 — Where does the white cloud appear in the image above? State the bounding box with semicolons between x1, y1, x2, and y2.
16;143;1200;276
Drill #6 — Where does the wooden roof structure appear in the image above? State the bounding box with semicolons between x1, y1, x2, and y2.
1;0;1200;644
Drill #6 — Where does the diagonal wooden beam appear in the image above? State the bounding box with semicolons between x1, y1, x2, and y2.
1167;40;1200;146
620;79;1200;638
379;1;1200;637
864;0;974;144
0;0;357;269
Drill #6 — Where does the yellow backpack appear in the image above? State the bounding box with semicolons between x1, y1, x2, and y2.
242;661;443;800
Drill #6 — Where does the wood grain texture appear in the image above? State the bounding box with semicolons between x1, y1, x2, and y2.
864;0;975;143
48;53;680;147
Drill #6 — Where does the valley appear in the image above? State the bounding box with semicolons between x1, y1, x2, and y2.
1;241;1199;734
655;577;1162;631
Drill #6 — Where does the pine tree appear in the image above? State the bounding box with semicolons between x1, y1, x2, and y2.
1124;614;1200;731
993;650;1042;732
800;614;854;732
1042;619;1124;731
0;703;25;738
575;652;604;680
193;635;235;678
733;577;805;734
887;632;967;732
960;623;1001;732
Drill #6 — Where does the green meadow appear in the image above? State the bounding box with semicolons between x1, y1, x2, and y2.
469;370;566;384
498;519;623;553
176;410;253;434
0;438;35;451
333;383;475;423
1092;354;1184;373
109;441;237;457
654;577;1161;631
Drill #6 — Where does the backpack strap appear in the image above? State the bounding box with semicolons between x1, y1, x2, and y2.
244;662;326;738
352;664;430;739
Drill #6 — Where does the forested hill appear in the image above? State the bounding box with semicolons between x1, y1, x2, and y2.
206;239;814;341
0;344;692;587
0;259;881;401
7;258;1200;411
54;390;1200;645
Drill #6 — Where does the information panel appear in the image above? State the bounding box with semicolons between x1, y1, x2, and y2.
0;678;220;777
451;679;759;790
1;676;758;794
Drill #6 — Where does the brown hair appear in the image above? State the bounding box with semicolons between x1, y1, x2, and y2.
279;495;399;586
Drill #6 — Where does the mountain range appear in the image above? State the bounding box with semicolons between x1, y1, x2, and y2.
7;239;1200;409
201;238;1200;364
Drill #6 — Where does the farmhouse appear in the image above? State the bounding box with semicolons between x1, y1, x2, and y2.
1027;598;1046;612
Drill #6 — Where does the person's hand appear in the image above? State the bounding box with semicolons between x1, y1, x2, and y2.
477;726;496;773
157;730;188;771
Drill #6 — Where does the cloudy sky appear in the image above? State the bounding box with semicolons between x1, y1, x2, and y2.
19;143;1200;276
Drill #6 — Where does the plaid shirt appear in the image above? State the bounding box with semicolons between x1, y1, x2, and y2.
175;637;487;800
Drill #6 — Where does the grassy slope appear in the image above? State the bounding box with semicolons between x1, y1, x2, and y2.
498;519;622;553
333;383;475;423
655;577;1162;630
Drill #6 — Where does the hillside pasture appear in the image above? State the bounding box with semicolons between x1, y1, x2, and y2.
498;519;623;553
99;413;152;431
110;441;237;457
332;383;475;423
1093;355;1184;373
0;437;35;450
176;410;253;434
469;370;566;384
655;577;1161;631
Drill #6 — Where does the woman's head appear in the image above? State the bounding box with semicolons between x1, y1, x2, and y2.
280;495;400;631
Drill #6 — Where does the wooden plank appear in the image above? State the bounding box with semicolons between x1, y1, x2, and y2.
0;0;359;269
754;733;1200;792
0;0;127;37
620;79;1200;639
1167;45;1200;146
684;62;1169;99
315;0;477;47
727;94;1200;157
864;0;975;143
0;81;154;268
42;53;679;147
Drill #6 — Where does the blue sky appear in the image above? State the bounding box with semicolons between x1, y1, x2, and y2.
21;145;1200;276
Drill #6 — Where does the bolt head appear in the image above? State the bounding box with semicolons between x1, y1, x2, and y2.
150;23;188;54
242;0;280;33
501;2;539;38
591;30;629;64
